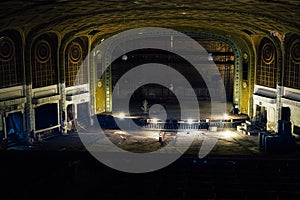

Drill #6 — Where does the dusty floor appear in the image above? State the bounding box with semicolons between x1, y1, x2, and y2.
8;128;299;159
102;129;260;155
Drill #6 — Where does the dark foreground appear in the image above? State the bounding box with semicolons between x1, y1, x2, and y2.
1;149;300;200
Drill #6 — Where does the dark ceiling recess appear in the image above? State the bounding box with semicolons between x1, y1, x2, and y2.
1;1;299;37
88;30;100;36
242;29;253;36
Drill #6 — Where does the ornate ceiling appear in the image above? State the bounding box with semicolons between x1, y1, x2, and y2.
0;0;299;41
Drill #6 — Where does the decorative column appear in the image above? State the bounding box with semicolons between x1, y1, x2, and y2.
104;49;112;113
60;83;67;134
2;114;7;139
271;31;285;132
59;39;67;134
24;34;34;142
87;41;94;125
25;84;34;141
89;43;98;125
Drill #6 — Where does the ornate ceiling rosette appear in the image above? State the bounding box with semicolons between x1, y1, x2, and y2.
35;40;51;63
68;42;82;64
262;42;275;64
291;40;300;64
0;36;15;62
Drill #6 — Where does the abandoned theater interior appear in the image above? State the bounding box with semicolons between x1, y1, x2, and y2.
1;0;300;199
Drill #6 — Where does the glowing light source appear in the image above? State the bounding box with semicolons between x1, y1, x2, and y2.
122;54;128;60
223;113;229;119
117;112;125;119
187;118;194;124
223;130;233;138
151;118;158;123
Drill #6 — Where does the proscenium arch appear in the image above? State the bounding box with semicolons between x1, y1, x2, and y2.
82;27;226;173
93;29;243;113
93;27;227;117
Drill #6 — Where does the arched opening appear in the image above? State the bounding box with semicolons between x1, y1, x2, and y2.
284;34;300;89
31;33;58;88
65;37;88;87
256;38;277;88
253;37;278;131
0;30;23;88
0;29;25;146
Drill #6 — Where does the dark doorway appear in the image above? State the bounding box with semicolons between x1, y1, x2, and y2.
67;104;76;132
282;107;291;121
256;105;267;124
35;103;58;130
294;125;300;135
6;112;24;143
67;104;75;122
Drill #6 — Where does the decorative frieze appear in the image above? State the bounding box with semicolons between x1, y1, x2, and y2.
0;97;26;107
32;94;60;105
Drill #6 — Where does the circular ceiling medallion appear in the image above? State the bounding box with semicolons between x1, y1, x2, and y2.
0;36;14;61
291;41;300;63
262;43;275;64
36;40;51;63
69;42;82;64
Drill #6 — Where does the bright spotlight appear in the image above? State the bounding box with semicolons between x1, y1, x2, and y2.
224;130;233;138
152;118;158;123
223;113;229;119
117;112;125;119
187;118;193;124
122;54;128;60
